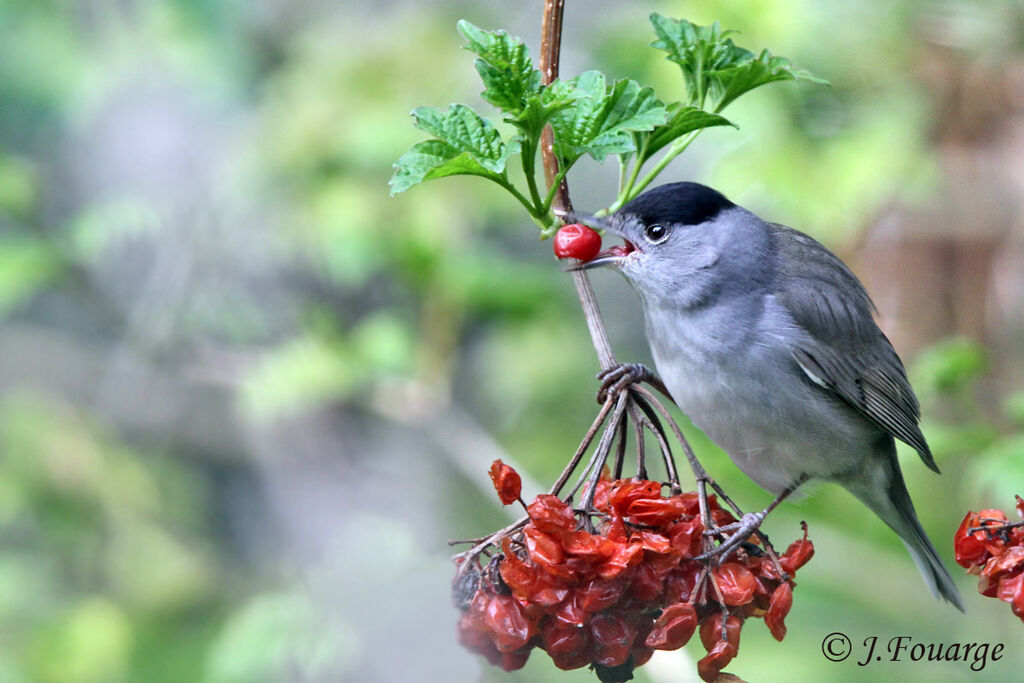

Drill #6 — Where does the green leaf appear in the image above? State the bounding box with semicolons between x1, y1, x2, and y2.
633;104;735;166
550;71;668;166
389;140;496;195
708;50;829;111
505;79;579;141
650;14;752;106
411;105;514;172
457;20;541;114
649;14;826;111
389;105;518;195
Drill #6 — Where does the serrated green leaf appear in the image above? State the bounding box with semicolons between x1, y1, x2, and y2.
649;14;826;111
550;71;668;165
411;105;513;172
389;140;503;195
634;104;735;165
650;14;752;107
457;20;542;114
708;50;829;111
390;104;519;195
505;79;579;140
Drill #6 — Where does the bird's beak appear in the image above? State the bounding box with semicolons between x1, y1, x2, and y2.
565;212;636;271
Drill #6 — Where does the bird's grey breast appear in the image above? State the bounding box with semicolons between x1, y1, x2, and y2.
642;293;877;493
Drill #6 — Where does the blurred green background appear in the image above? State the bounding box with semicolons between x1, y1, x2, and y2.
1;0;1023;681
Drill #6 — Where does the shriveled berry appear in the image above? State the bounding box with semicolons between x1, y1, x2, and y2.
456;471;814;679
527;494;576;533
553;223;602;261
697;640;737;682
646;602;697;650
484;594;535;652
541;620;588;657
589;613;637;667
699;612;743;653
765;582;793;641
779;525;815;575
712;562;757;606
488;459;522;505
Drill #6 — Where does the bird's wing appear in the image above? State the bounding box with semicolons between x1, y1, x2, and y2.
768;224;939;473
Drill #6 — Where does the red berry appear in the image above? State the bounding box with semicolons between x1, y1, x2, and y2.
779;525;815;575
712;562;757;606
765;582;793;641
488;459;522;505
527;494;576;532
646;602;697;650
457;471;815;679
697;640;737;682
553;223;602;261
699;612;743;653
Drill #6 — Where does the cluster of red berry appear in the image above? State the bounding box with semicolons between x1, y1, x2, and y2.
954;496;1024;621
455;461;813;682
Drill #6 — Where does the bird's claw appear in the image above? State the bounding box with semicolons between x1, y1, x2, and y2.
596;362;654;404
696;511;767;563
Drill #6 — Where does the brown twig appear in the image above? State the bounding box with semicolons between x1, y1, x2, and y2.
539;0;617;372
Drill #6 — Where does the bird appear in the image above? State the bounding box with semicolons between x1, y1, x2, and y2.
574;181;964;610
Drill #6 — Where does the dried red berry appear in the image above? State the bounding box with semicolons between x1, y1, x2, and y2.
646;602;697;650
488;459;522;505
524;526;565;567
597;541;644;579
626;497;689;527
779;527;815;575
712;562;757;606
979;545;1024;597
560;530;617;564
578;576;626;612
589;612;637;668
484;594;536;652
608;479;663;516
527;494;576;533
996;572;1024;609
457;473;813;680
765;582;793;641
697;640;738;682
499;540;536;599
541;620;588;656
954;512;990;568
630;561;667;603
552;591;586;625
699;612;742;653
552;223;602;261
668;517;704;558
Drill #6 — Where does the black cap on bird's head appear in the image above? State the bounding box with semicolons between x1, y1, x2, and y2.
569;182;736;271
568;182;765;308
616;182;734;228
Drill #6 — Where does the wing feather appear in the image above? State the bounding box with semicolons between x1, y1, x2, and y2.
771;224;939;473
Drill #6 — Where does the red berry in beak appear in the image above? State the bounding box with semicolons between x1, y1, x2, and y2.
553;223;602;261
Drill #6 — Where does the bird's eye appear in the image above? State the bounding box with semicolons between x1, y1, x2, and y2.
644;224;668;244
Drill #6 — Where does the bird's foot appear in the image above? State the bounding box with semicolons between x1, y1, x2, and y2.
697;510;767;562
596;362;659;404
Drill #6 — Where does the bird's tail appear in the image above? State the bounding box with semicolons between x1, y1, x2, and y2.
846;452;965;612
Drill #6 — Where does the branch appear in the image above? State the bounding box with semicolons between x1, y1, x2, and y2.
539;0;616;371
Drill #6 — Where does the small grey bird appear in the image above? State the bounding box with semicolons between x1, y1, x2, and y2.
577;181;964;610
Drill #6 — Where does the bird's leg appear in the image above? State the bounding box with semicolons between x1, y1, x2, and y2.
596;362;672;404
697;475;808;562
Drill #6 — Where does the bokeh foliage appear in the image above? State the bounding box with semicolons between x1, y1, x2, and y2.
0;0;1022;682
